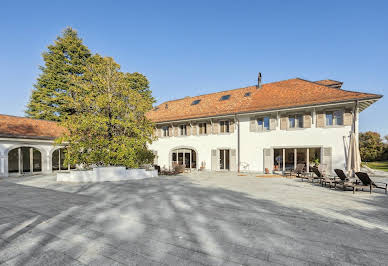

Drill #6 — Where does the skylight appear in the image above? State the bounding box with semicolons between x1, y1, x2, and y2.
220;95;231;101
244;92;251;97
191;99;201;105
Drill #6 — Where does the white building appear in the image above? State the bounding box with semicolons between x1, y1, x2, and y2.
0;76;382;177
148;77;382;174
0;115;67;177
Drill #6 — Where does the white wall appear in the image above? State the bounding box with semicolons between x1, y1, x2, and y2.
149;112;354;173
238;116;351;173
149;132;237;170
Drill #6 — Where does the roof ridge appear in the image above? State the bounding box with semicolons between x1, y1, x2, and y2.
0;114;59;124
295;78;382;97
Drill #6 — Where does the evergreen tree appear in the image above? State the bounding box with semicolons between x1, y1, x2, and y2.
26;27;91;121
58;54;155;168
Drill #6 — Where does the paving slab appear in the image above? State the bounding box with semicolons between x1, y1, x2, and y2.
0;172;388;265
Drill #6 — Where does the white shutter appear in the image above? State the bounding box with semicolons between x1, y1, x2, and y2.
211;149;218;171
250;117;257;132
269;117;276;130
322;147;332;175
263;148;273;173
230;149;237;171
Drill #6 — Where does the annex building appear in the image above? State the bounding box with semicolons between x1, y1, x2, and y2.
0;76;382;177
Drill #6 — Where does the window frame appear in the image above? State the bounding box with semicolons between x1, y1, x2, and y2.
257;116;270;131
288;114;304;129
220;120;230;133
162;126;170;137
198;122;207;135
325;109;344;126
179;124;187;136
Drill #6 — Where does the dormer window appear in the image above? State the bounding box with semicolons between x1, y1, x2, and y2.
220;95;231;101
191;99;201;105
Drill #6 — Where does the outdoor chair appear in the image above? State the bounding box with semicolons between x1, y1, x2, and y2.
334;169;358;191
311;167;336;187
284;163;305;178
354;172;388;194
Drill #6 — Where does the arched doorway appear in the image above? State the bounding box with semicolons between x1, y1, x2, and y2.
8;147;42;175
52;148;74;171
171;148;197;169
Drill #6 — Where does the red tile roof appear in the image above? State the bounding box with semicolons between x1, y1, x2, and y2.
0;114;66;140
147;78;381;123
314;79;343;88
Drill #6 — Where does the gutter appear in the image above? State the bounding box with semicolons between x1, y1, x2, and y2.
235;114;240;173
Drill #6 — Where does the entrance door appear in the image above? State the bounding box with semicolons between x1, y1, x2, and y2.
219;149;230;170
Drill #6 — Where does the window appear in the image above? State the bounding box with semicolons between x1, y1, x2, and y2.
199;123;207;135
162;126;170;137
257;117;270;131
191;99;201;105
180;125;187;136
244;92;251;97
220;120;230;133
289;114;303;128
326;110;343;126
220;95;231;101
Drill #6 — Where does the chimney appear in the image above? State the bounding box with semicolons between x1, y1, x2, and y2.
257;72;262;89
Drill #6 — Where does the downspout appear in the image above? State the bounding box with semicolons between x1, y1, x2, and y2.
235;114;240;173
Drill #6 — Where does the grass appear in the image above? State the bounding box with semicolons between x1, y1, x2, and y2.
365;161;388;172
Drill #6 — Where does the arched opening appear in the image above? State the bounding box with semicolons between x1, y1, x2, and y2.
52;148;75;171
8;147;42;175
171;148;197;169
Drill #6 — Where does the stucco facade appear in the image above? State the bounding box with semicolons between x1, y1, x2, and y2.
149;102;359;174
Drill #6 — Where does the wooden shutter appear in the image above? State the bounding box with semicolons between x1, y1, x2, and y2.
280;116;288;130
212;121;219;134
303;113;312;128
187;124;192;136
269;117;276;130
168;126;173;137
263;148;273;173
173;126;179;137
322;147;332;175
230;149;237;171
249;117;257;132
206;123;212;135
230;120;235;133
316;112;325;128
191;123;197;136
343;109;353;126
211;149;218;171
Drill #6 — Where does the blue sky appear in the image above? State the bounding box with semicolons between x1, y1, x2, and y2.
1;0;387;136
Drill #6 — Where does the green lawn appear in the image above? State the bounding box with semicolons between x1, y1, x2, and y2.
365;161;388;172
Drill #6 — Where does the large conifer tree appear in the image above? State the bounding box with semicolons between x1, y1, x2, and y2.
26;27;91;121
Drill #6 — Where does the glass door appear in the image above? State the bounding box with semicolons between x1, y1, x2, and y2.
219;149;230;170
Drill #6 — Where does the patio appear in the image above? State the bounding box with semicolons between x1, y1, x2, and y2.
1;172;388;265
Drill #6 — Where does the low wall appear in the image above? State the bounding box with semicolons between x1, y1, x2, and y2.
57;167;158;183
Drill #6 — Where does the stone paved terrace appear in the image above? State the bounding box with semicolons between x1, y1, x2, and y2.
0;172;388;265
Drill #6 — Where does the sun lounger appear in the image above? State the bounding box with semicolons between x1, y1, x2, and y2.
334;169;358;191
354;172;388;194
